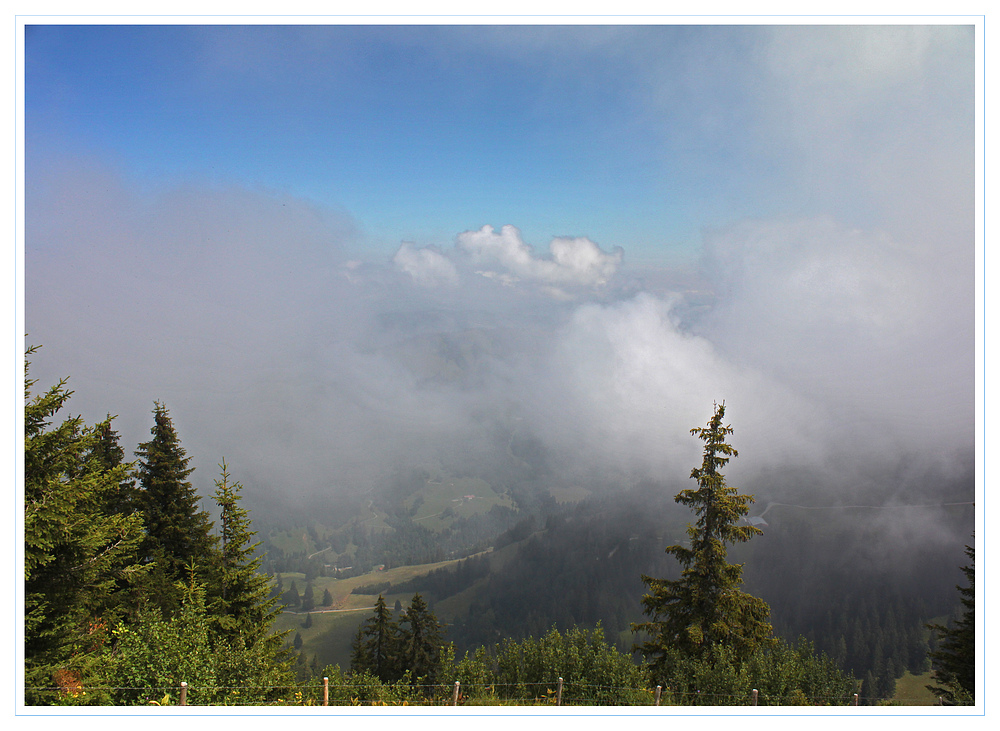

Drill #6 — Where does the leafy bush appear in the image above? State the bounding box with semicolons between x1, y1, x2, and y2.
99;582;293;705
652;638;858;706
474;625;649;705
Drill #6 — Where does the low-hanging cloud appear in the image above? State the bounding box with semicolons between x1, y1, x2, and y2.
695;216;973;462
521;292;829;485
24;153;973;517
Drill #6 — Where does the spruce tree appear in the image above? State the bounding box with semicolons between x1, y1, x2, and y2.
24;348;145;702
926;542;975;704
211;461;287;651
283;581;300;608
634;402;774;677
302;582;315;612
350;595;399;682
399;593;443;685
134;402;217;608
88;416;138;518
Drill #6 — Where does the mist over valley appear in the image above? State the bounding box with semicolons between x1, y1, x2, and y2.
22;22;978;705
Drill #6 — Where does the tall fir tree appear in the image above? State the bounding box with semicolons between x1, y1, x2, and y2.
926;541;975;704
283;581;300;608
350;595;399;682
24;347;145;702
211;460;289;660
634;402;774;677
302;582;315;612
134;402;217;610
398;593;443;686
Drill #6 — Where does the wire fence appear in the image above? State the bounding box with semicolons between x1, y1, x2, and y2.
27;678;965;707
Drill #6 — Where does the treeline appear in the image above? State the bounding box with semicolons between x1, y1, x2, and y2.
342;602;855;706
439;495;959;702
742;501;974;700
24;347;292;705
447;488;683;653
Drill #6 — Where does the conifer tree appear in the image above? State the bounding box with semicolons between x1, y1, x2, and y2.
927;542;975;704
634;402;774;676
350;595;399;682
283;581;301;608
134;402;217;609
88;416;138;518
399;593;443;685
24;348;145;702
211;461;287;654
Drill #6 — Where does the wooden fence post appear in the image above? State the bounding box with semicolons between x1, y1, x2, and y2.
179;681;187;706
323;676;329;706
751;688;758;706
654;686;662;706
556;677;563;706
452;680;460;706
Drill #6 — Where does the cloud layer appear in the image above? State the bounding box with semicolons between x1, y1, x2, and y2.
25;158;973;508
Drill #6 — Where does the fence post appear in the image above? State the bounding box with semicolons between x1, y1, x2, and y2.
179;681;187;706
751;688;758;706
853;693;859;706
322;676;329;706
556;677;563;706
452;680;460;706
654;686;662;706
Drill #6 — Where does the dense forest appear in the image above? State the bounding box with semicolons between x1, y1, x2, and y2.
23;349;975;706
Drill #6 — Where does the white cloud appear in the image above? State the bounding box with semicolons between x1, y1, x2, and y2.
392;242;459;287
524;292;826;484
457;224;622;287
696;215;973;458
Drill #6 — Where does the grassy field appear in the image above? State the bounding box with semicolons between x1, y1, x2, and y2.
274;605;370;670
891;671;939;705
405;476;514;532
267;523;331;557
273;555;479;669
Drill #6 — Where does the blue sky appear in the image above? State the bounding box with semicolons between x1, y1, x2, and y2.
22;22;978;506
26;24;804;262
